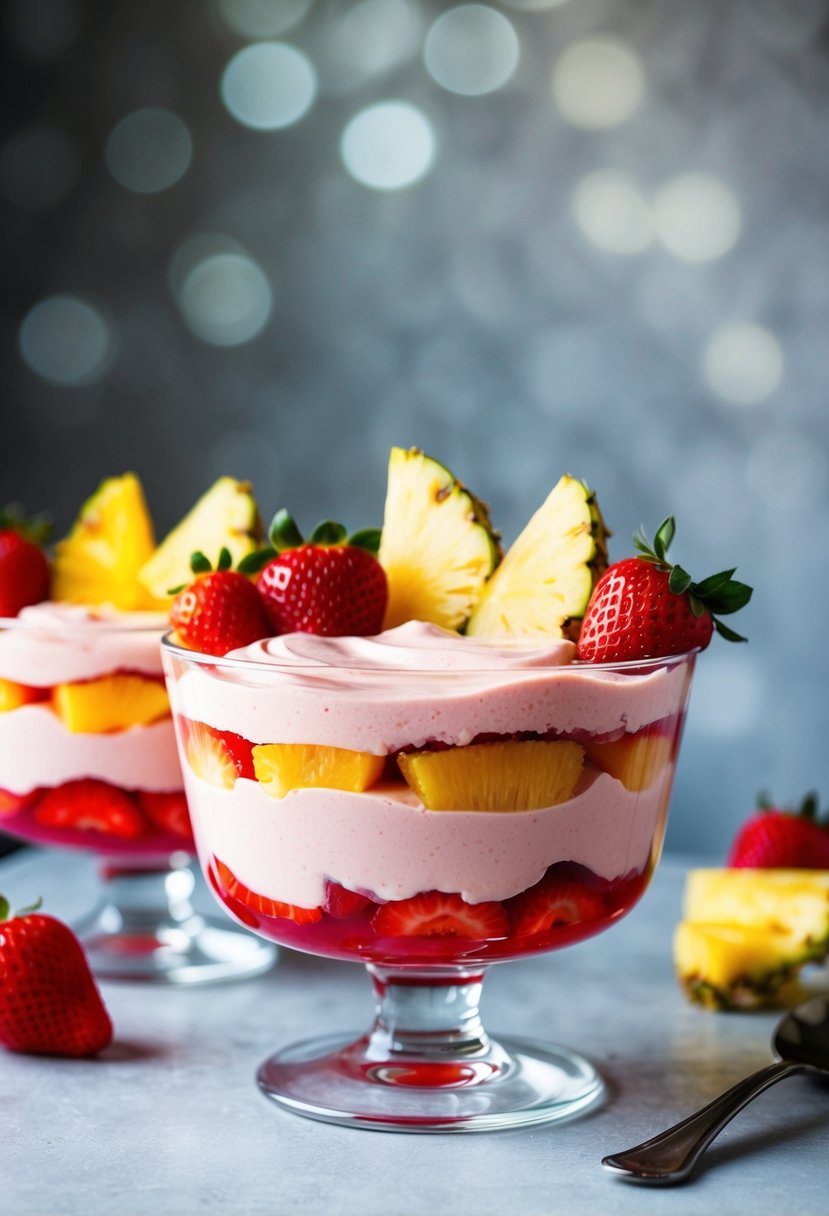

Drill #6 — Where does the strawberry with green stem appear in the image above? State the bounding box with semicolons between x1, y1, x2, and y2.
251;510;388;638
170;547;270;657
0;505;51;617
578;517;752;662
0;894;113;1057
728;792;829;869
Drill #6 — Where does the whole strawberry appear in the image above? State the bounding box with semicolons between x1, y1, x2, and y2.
0;895;112;1057
0;506;51;617
255;512;388;637
170;548;270;657
728;793;829;869
578;517;752;662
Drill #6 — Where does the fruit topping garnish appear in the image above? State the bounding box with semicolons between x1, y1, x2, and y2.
0;505;51;618
466;475;607;641
51;473;156;610
727;792;829;869
138;477;261;603
254;511;388;637
577;516;752;662
378;447;500;632
170;549;270;657
397;740;584;812
252;743;385;799
0;894;113;1057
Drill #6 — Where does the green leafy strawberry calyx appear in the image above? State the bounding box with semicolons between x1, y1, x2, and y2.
0;505;53;547
756;791;827;826
0;894;43;922
166;547;240;595
235;510;383;575
633;516;753;643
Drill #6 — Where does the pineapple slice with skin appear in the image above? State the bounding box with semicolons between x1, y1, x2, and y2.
52;674;170;733
138;477;261;602
583;730;674;792
51;473;156;610
398;740;584;812
252;743;385;799
378;448;501;632
674;922;809;1011
466;475;608;641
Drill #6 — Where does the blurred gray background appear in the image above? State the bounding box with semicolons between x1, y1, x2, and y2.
2;0;828;858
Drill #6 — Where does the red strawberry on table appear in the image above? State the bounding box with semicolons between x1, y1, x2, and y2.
0;894;112;1057
728;793;829;869
0;506;51;617
371;891;508;940
170;549;270;657
35;779;146;839
578;517;752;663
508;878;606;938
254;512;388;637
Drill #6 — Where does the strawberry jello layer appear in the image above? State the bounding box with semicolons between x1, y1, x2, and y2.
167;622;694;916
0;604;188;854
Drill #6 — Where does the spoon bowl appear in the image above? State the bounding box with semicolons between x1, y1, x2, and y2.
602;996;829;1184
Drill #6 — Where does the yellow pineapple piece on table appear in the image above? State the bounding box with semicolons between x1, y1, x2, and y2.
583;732;673;792
674;921;808;1011
398;740;584;811
52;674;170;733
252;743;385;799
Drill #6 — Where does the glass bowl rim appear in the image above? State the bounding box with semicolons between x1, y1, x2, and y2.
0;611;169;635
160;630;700;677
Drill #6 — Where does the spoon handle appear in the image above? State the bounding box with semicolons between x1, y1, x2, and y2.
602;1059;805;1184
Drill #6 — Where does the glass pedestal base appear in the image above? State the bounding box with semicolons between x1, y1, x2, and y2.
74;858;277;983
256;966;605;1131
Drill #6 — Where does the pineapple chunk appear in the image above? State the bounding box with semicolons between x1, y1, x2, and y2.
378;448;500;632
252;743;385;799
0;679;45;713
52;473;156;609
466;475;608;640
674;922;808;1011
684;869;829;947
398;740;584;812
583;732;673;792
138;477;261;601
52;674;170;733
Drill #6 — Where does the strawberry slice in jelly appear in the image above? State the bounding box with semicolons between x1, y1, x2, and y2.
372;891;508;940
34;779;146;839
508;877;605;938
323;881;371;919
213;858;322;925
137;790;192;839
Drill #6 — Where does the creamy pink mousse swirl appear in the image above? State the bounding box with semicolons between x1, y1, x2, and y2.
171;621;688;752
0;602;181;795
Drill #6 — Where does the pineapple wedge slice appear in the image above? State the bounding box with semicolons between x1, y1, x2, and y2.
683;868;829;946
252;743;385;799
51;473;156;609
466;475;608;640
138;477;261;601
52;674;170;733
0;679;44;713
398;740;584;812
583;732;674;792
674;922;809;1011
378;448;500;632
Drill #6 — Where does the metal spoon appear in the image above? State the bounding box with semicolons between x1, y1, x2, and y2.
602;995;829;1184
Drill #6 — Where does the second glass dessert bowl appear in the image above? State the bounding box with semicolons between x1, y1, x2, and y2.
163;621;696;1129
0;605;275;982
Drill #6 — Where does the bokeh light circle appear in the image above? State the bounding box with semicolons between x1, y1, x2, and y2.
653;172;741;263
221;42;317;130
105;108;193;194
552;39;644;129
216;0;314;39
178;252;273;346
423;6;520;97
341;101;436;190
703;323;783;404
571;169;653;255
19;296;115;386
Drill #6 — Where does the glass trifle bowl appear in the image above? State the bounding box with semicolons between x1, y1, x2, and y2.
163;620;696;1129
0;604;275;982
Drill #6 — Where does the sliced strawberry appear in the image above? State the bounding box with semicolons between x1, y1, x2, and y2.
137;791;192;839
34;779;146;840
323;881;371;919
371;891;508;940
181;720;238;789
0;788;38;818
215;729;256;780
508;878;606;938
214;858;322;925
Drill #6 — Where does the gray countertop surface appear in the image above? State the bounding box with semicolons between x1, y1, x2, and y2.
1;847;827;1216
